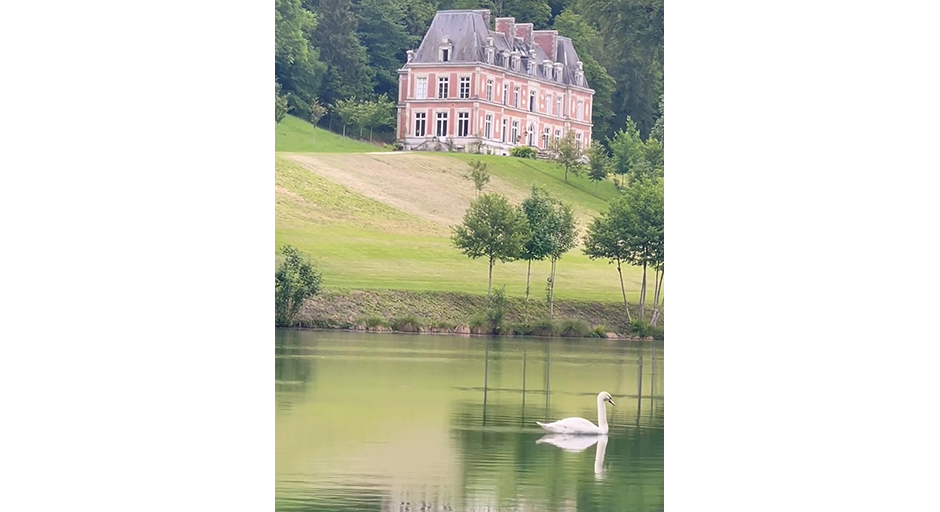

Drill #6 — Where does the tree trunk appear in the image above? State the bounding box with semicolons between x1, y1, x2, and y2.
487;256;494;298
564;166;568;182
617;259;632;322
650;270;664;326
549;258;557;317
342;124;346;138
639;259;648;322
370;126;373;142
525;260;532;301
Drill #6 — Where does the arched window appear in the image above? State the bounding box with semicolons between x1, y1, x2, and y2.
527;124;535;146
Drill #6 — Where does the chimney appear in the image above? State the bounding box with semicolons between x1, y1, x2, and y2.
475;9;490;28
495;17;515;41
515;23;533;46
532;30;558;62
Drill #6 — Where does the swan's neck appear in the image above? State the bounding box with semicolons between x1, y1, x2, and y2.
597;397;608;432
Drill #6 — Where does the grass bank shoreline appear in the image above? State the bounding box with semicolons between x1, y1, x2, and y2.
289;289;664;340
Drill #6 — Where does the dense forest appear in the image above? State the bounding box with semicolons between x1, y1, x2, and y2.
276;0;664;146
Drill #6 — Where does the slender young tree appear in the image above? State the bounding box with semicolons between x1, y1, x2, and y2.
520;185;554;300
586;140;610;193
583;201;634;322
545;201;578;317
464;159;491;196
452;194;529;297
308;99;327;143
549;130;585;182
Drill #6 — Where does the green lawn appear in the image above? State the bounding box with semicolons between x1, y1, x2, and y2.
275;154;653;302
275;115;389;153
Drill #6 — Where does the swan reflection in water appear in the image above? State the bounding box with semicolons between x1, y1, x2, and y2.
537;434;609;479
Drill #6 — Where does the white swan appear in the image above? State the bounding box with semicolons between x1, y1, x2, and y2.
536;391;615;434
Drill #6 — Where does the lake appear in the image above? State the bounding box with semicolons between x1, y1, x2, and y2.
275;329;664;512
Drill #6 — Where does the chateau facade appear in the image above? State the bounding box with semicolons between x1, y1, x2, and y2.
396;10;595;155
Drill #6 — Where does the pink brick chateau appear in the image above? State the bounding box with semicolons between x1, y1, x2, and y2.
396;10;594;155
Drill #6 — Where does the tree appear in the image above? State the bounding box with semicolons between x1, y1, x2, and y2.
520;185;555;300
452;194;529;297
308;99;327;142
354;0;416;97
607;116;645;184
331;97;359;137
312;0;373;105
545;200;578;317
620;177;664;321
464;159;491;196
586;140;610;192
549;130;585;182
276;81;290;124
275;245;323;326
361;94;396;142
582;202;634;322
275;0;326;115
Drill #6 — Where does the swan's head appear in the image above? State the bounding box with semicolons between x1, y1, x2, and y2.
598;391;615;406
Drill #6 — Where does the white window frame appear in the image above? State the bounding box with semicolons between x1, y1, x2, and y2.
542;127;550;149
511;120;519;145
529;91;536;112
484;114;492;139
577;100;584;120
436;111;449;137
501;118;507;142
414;111;427;137
459;76;471;99
415;76;428;100
486;80;493;101
527;123;535;146
576;132;582;150
457;111;470;137
554;128;561;142
513;87;520;109
503;84;508;106
438;77;449;99
556;96;563;117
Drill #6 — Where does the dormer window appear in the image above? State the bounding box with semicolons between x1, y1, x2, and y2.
440;36;453;62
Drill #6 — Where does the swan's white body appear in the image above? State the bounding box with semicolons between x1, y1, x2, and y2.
536;391;614;435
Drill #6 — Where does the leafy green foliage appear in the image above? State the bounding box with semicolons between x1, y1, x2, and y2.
520;185;555;264
464;159;491;196
312;0;374;105
586;140;610;190
509;146;537;159
549;130;585;182
484;286;508;334
275;245;323;326
452;194;530;295
308;99;327;126
355;0;417;97
275;0;327;115
276;81;291;124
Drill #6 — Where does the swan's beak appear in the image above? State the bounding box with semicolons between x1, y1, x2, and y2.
608;398;616;406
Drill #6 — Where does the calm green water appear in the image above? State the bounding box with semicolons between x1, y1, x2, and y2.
275;329;664;512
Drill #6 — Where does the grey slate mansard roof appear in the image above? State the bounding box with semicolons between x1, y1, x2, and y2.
406;9;590;90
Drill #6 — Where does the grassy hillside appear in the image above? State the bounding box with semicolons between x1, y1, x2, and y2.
275;115;389;153
275;151;655;303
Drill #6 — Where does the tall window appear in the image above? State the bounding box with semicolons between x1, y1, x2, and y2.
556;96;563;117
529;91;536;112
436;112;448;137
501;119;507;142
542;127;550;148
576;132;582;150
484;114;492;139
438;77;449;99
414;112;426;136
511;121;519;145
459;77;470;99
502;84;508;105
527;123;535;146
546;94;552;115
442;48;450;62
415;77;427;99
577;100;584;120
513;87;520;109
554;129;561;142
457;112;469;136
486;80;493;101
